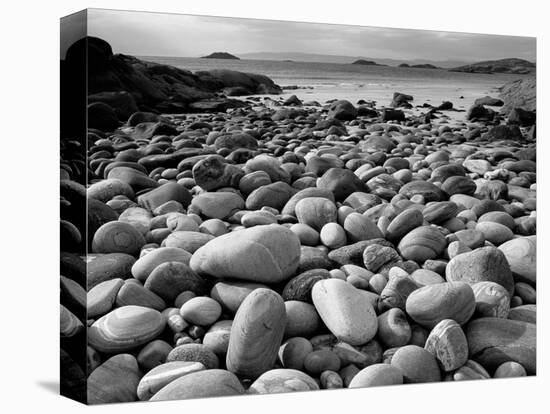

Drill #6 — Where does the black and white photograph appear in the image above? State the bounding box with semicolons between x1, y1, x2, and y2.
59;6;536;406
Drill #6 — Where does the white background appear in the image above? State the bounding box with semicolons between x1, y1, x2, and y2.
0;0;547;412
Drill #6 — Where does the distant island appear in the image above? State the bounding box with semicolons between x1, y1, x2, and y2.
449;58;535;74
201;52;240;60
399;63;439;69
352;59;379;66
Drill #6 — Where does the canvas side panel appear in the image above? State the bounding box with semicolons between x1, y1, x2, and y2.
60;8;88;404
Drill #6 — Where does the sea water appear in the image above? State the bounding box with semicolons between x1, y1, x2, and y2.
141;56;521;119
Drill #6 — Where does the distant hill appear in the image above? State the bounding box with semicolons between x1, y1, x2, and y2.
352;59;380;66
201;52;240;60
238;52;470;68
410;63;439;69
450;58;535;74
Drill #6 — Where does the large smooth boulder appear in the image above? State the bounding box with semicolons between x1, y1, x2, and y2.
190;224;301;283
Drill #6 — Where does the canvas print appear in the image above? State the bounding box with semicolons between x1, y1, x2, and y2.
60;8;536;405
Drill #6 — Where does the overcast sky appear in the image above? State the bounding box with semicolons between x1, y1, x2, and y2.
82;8;536;62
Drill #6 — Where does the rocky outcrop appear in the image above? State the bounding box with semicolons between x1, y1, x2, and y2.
411;64;438;69
391;92;413;108
499;77;536;115
450;58;535;74
352;59;379;65
201;52;240;60
61;37;281;137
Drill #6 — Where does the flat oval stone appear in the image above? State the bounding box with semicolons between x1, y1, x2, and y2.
498;236;536;283
410;269;445;286
508;304;536;324
88;354;142;404
144;261;207;303
284;300;321;338
493;361;527;378
424;319;468;371
281;187;335;216
190;192;245;219
149;369;245;401
60;304;83;337
210;280;268;313
390;345;442;383
118;207;152;235
241;210;277;227
245;181;295;211
108;166;159;191
248;369;319;394
91;221;146;256
180;296;222;326
312;278;378;345
137;181;191;211
239;171;272;197
465;317;536;374
88;305;166;353
398;226;446;263
203;320;233;355
226;288;286;379
385;208;424;242
475;221;514;245
136;361;206;401
295;197;337;231
303;350;341;375
192;155;244;191
377;308;411;348
115;280;166;311
422;201;458;224
317;167;365;201
446;246;514;295
344;212;383;243
137;339;173;372
282;269;331;302
190;224;301;284
166;343;219;369
163;231;215;253
478;211;516;230
406;282;475;328
88;178;135;203
278;337;313;370
399;180;443;202
320;222;347;249
132;247;192;283
87;278;124;318
471;281;510;318
87;253;136;289
348;363;403;388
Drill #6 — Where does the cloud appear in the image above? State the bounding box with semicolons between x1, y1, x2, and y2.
86;9;535;62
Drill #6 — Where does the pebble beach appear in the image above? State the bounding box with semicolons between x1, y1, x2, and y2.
60;39;537;404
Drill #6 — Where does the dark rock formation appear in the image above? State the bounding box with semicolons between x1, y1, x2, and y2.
466;104;495;121
391;92;413;108
482;125;524;142
474;96;504;106
61;36;282;139
201;52;240;60
352;59;379;65
508;108;536;126
499;77;536;114
411;64;438;69
450;58;535;74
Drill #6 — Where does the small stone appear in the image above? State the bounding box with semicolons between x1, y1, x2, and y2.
87;354;142;404
424;319;468;372
312;278;378;346
179;296;222;326
136;361;206;401
390;345;442;383
348;363;403;388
